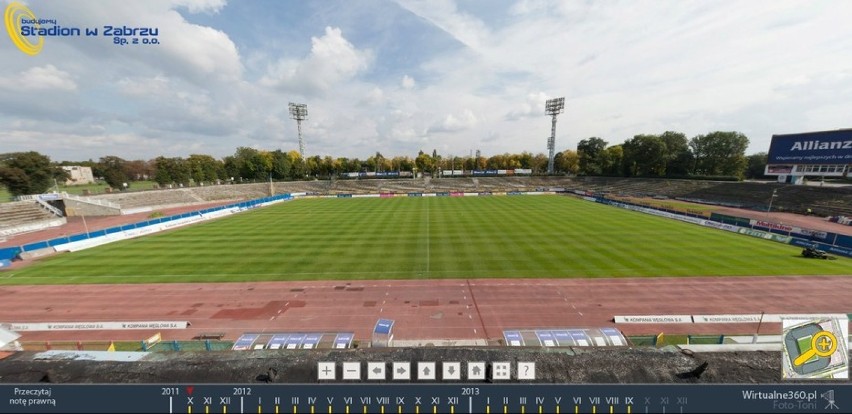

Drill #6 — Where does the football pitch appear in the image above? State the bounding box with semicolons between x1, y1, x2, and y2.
3;196;849;284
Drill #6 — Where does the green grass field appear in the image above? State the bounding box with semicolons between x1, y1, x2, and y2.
3;196;849;285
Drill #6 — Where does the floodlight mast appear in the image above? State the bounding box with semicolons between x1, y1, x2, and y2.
288;102;308;158
545;97;565;174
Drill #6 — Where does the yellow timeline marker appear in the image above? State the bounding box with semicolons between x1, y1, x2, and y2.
794;331;838;366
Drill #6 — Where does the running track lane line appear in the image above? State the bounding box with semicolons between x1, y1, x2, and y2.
466;279;489;340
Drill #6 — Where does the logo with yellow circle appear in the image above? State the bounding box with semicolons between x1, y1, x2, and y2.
5;2;43;55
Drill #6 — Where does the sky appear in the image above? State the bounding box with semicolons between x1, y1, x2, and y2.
2;0;852;162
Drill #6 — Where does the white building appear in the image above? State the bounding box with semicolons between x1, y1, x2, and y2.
62;166;95;185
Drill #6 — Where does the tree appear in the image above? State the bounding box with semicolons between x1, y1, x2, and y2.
659;131;693;176
124;159;154;181
602;145;624;176
745;152;768;179
0;166;31;196
415;151;434;174
530;153;549;174
222;156;239;181
270;150;291;179
153;157;191;186
0;151;65;195
153;157;172;186
622;135;667;176
287;150;304;178
555;150;579;175
690;131;749;177
98;156;129;189
576;137;608;175
251;151;273;179
187;154;222;183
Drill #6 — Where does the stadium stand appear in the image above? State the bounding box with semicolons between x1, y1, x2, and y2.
429;178;478;192
274;181;331;194
65;176;852;217
0;201;56;227
0;201;63;235
94;188;204;209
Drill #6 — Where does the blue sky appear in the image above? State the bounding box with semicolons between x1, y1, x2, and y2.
3;0;852;161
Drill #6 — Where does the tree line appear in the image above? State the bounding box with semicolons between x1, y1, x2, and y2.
0;130;766;196
576;130;759;178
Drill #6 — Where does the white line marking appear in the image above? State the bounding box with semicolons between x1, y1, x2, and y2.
425;196;430;275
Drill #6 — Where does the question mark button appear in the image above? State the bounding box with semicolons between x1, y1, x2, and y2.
518;362;536;380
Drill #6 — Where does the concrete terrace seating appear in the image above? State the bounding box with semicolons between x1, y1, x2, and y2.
429;178;477;192
94;189;204;209
0;201;57;229
75;177;852;217
275;181;331;194
192;184;268;201
779;186;852;216
330;180;382;194
380;180;427;193
89;184;270;209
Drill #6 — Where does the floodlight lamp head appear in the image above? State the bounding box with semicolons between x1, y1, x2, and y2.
545;97;565;116
288;102;308;120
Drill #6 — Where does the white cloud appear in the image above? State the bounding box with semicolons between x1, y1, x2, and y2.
394;0;489;50
172;0;227;14
401;75;416;89
428;109;478;133
260;27;371;95
4;1;852;161
505;92;548;121
0;65;77;91
362;87;385;105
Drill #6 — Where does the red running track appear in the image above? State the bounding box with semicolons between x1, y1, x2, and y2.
1;276;850;343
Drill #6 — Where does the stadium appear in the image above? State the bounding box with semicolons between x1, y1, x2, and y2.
2;1;852;412
1;171;851;373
